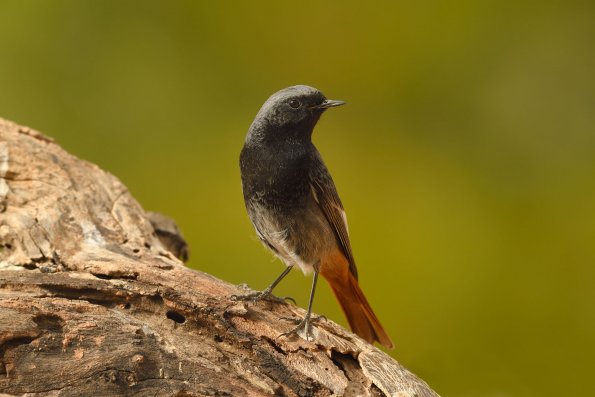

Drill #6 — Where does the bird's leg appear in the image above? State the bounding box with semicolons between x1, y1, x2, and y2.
278;268;319;342
231;265;294;302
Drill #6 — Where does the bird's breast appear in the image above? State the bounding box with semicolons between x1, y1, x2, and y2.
240;143;312;209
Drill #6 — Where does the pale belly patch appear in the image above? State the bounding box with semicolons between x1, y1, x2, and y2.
249;202;336;275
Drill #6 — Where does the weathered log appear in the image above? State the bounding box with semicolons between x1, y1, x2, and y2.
0;117;439;396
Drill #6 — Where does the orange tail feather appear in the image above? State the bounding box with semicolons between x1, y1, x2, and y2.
321;254;394;349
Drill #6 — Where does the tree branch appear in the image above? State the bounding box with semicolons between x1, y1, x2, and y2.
0;117;439;396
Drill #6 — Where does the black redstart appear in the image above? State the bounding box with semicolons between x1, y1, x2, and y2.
238;85;393;348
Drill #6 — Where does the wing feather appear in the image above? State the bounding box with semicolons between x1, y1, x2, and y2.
309;154;358;279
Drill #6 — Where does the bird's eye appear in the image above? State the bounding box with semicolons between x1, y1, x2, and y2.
288;99;301;109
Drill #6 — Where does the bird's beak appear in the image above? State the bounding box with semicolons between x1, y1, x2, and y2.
313;99;346;109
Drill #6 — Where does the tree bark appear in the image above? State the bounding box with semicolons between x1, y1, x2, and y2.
0;117;440;397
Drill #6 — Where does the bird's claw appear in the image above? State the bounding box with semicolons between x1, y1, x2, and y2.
313;314;327;322
280;296;297;305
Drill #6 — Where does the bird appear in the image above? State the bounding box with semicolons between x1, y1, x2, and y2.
237;85;393;348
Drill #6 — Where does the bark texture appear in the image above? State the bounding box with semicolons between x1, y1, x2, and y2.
0;117;440;397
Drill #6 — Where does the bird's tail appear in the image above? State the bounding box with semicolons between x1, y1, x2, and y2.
321;255;394;349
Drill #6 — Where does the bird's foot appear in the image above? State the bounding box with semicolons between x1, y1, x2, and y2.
278;316;313;341
230;288;273;303
231;288;295;304
277;315;321;342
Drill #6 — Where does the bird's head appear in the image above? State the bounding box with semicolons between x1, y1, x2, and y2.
247;85;345;145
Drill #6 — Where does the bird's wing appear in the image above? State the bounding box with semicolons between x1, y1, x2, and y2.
309;153;358;279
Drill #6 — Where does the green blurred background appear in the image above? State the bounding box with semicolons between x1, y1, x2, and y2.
1;1;594;395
